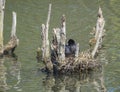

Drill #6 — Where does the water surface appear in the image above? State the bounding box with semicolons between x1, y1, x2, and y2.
0;0;120;92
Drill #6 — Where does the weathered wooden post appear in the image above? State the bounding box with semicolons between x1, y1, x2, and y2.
4;11;19;54
40;4;54;73
91;7;105;58
0;0;5;55
45;3;51;59
41;4;52;62
11;11;17;38
59;15;66;62
51;15;66;63
95;7;104;40
41;24;46;61
52;28;61;62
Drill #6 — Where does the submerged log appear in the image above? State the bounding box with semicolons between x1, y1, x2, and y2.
4;11;19;55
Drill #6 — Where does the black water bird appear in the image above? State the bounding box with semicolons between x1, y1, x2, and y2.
65;39;77;57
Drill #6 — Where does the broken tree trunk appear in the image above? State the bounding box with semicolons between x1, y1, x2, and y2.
41;4;52;62
11;11;17;38
51;15;66;63
51;28;61;63
37;4;53;73
95;7;104;40
0;0;5;55
59;15;66;62
91;7;105;58
4;11;19;55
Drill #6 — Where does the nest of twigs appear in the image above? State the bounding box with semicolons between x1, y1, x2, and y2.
52;51;101;74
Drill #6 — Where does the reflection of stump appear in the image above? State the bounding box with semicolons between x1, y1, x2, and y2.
43;69;106;92
0;59;8;91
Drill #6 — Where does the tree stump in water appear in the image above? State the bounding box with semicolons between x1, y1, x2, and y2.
37;4;105;75
4;12;19;55
0;0;5;56
0;0;19;56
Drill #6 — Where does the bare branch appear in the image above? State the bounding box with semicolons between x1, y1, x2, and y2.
11;11;17;38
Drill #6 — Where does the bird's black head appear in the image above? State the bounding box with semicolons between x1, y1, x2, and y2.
68;39;75;46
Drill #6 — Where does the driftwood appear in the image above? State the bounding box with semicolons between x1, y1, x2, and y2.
4;11;19;55
37;5;105;74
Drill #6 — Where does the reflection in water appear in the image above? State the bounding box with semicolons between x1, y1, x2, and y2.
5;55;22;91
42;68;106;92
9;57;21;87
0;58;8;92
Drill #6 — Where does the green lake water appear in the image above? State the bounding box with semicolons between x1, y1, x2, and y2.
0;0;120;92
